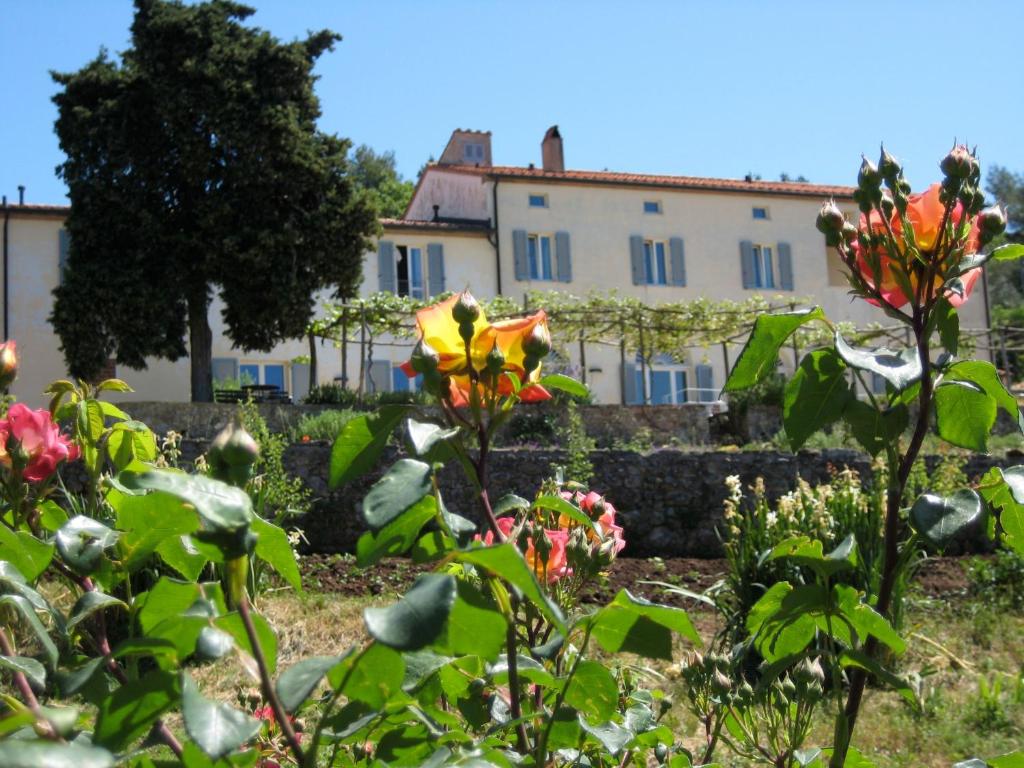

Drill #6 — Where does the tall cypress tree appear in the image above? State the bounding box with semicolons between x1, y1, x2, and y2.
51;0;376;401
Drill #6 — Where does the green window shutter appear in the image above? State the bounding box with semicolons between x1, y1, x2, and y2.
777;242;794;291
365;359;392;394
695;364;714;402
622;361;640;404
740;240;756;289
669;236;686;286
378;241;396;293
555;231;572;282
629;235;645;285
212;358;238;385
512;230;529;281
427;243;445;296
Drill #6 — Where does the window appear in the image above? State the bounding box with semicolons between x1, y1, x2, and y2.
239;362;288;391
396;245;425;298
752;206;769;220
643;240;668;285
527;234;554;281
752;244;775;288
632;360;689;404
643;200;662;214
463;142;484;162
393;366;423;392
528;194;548;208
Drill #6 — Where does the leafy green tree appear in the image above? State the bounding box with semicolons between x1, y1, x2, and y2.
50;0;377;401
985;165;1024;379
350;144;415;218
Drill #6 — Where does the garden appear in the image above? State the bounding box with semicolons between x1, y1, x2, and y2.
2;147;1024;768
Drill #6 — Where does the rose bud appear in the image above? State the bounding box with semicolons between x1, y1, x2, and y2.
841;221;858;243
208;420;260;487
878;147;902;185
485;341;505;375
522;323;552;359
940;144;976;180
978;204;1008;243
451;291;481;325
410;338;440;374
857;157;882;191
880;188;895;218
816;200;846;235
0;341;17;391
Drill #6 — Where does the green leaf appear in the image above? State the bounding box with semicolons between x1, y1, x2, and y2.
943;360;1021;423
56;516;118;574
987;752;1024;767
0;654;46;689
77;399;106;443
356;494;436;567
783;349;853;450
564;660;618;722
724;307;825;392
439;579;508;659
492;494;530;516
156;534;209;580
0;594;58;668
67;590;127;631
978;467;1024;555
119;469;253;537
581;718;632;755
833;584;905;653
844;400;909;457
112;636;181;667
746;582;823;662
411;530;454;563
195;626;235;662
533;494;598;533
591;589;700;660
406;419;458;459
251;516;302;592
933;298;959;355
137;578;206;633
834;332;922;391
215;611;279;675
455;544;567;636
992;243;1024;261
838;649;917;708
538;373;590;399
327;643;405;709
767;535;858;578
112;488;199;572
94;669;180;750
37;500;68;532
934;380;997;451
910;489;984;547
0;523;54;581
0;743;115;768
329;405;408;488
488;654;555;688
277;655;344;714
107;420;158;469
182;672;261;760
362;458;432;531
364;573;457;651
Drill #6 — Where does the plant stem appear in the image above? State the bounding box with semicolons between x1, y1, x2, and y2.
237;594;305;763
830;312;933;767
0;623;59;740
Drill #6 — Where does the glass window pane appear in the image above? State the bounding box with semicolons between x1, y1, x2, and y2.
643;242;654;284
644;200;660;213
392;366;408;392
763;247;774;288
752;246;763;287
239;364;259;386
529;195;546;207
264;365;284;390
650;370;672;405
655;242;667;285
410;248;423;298
541;236;552;280
528;236;539;279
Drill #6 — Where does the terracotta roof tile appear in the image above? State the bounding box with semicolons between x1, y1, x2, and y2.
431;164;856;200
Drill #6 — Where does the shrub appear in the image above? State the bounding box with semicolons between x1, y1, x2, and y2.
288;408;359;442
968;548;1024;611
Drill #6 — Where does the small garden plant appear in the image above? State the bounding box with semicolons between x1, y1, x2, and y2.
0;146;1023;768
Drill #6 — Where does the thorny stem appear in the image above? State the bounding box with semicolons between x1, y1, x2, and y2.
237;594;305;763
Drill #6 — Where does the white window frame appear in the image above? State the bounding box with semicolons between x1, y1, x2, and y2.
751;243;775;289
643;239;668;286
528;194;548;208
527;233;555;281
238;361;290;392
643;200;663;214
637;363;690;404
395;244;426;299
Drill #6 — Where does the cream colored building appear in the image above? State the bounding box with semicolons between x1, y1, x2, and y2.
1;127;990;406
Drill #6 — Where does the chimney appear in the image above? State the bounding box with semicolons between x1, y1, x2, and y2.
541;126;564;172
17;186;25;205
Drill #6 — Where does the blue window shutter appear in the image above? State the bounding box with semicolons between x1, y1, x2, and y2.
777;242;794;290
740;241;756;289
512;229;529;281
669;236;686;286
212;358;238;385
629;235;645;285
696;364;714;402
622;361;640;404
555;231;572;282
427;243;445;296
366;360;392;393
392;366;409;392
58;228;71;283
291;362;310;400
378;241;396;293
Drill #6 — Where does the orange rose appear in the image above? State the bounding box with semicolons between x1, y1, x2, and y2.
855;183;980;309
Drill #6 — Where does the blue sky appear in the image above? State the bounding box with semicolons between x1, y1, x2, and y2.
2;0;1021;206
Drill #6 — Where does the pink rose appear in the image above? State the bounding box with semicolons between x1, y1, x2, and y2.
0;403;79;483
477;515;517;545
